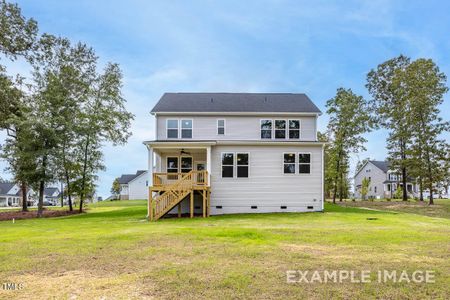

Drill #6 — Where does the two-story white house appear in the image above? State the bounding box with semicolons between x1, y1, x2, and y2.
354;160;419;199
144;93;325;220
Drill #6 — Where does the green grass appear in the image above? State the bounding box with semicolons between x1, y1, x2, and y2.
336;198;450;219
0;200;449;299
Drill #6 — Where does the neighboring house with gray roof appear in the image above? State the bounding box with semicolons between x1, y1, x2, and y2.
145;92;325;219
354;160;419;199
118;170;148;200
0;182;21;207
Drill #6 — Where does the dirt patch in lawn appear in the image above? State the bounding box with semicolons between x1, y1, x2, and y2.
0;209;82;221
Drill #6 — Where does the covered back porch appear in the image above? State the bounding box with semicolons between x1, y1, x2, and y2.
145;142;214;220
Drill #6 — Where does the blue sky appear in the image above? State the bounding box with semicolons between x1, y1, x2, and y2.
1;0;449;197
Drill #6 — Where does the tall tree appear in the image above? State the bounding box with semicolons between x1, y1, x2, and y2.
75;63;133;212
0;0;38;212
326;88;373;203
367;55;412;201
400;59;449;205
111;177;120;199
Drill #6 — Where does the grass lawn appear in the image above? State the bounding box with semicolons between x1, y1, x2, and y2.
335;198;450;219
0;200;449;299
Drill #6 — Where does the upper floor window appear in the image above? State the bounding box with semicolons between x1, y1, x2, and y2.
181;120;192;138
298;153;311;174
289;120;300;139
275;120;286;139
217;119;225;135
261;120;272;139
167;120;178;138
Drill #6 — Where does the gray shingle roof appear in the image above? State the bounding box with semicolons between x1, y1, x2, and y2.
370;160;390;173
44;187;60;197
118;170;146;184
0;182;15;195
151;93;321;114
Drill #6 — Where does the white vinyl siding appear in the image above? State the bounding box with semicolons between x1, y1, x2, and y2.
210;145;323;214
157;115;317;141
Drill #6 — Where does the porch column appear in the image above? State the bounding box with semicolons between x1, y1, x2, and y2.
147;145;154;219
206;146;211;186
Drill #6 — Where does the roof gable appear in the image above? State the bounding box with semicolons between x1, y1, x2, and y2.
151;93;321;114
118;170;147;184
0;182;15;195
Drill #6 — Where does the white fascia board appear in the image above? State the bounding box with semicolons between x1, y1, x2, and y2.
151;112;321;116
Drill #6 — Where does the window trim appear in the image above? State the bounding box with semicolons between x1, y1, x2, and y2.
221;152;235;178
260;119;273;139
221;152;250;178
217;119;226;135
288;119;301;140
166;156;180;180
298;152;312;175
274;119;287;139
180;155;193;173
282;152;297;175
180;119;193;139
166;119;179;139
236;152;250;178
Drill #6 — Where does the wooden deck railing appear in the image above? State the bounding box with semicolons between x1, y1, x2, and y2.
153;170;208;187
150;170;209;221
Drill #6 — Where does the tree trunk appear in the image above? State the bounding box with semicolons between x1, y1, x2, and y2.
21;182;28;212
419;177;424;201
79;134;91;213
37;153;47;217
339;171;343;202
401;166;408;201
60;181;64;207
332;148;343;204
65;171;73;211
37;180;45;217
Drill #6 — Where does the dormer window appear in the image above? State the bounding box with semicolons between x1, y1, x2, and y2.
167;120;178;138
181;119;192;138
275;120;286;139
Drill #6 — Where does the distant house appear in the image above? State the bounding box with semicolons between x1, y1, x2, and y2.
354;160;419;199
0;182;21;207
118;170;148;200
44;187;62;205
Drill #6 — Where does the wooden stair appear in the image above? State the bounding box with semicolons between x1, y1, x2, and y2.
149;171;196;221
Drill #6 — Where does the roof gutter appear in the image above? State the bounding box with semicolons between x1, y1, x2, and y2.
151;111;322;116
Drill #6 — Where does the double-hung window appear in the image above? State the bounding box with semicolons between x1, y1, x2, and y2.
298;153;311;174
236;153;249;178
167;120;178;138
275;120;286;139
261;120;272;139
221;153;234;178
180;156;193;173
289;120;300;139
283;153;296;174
217;119;225;135
222;152;249;178
181;119;192;138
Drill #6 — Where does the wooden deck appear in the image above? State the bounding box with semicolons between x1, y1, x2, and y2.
148;171;210;221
